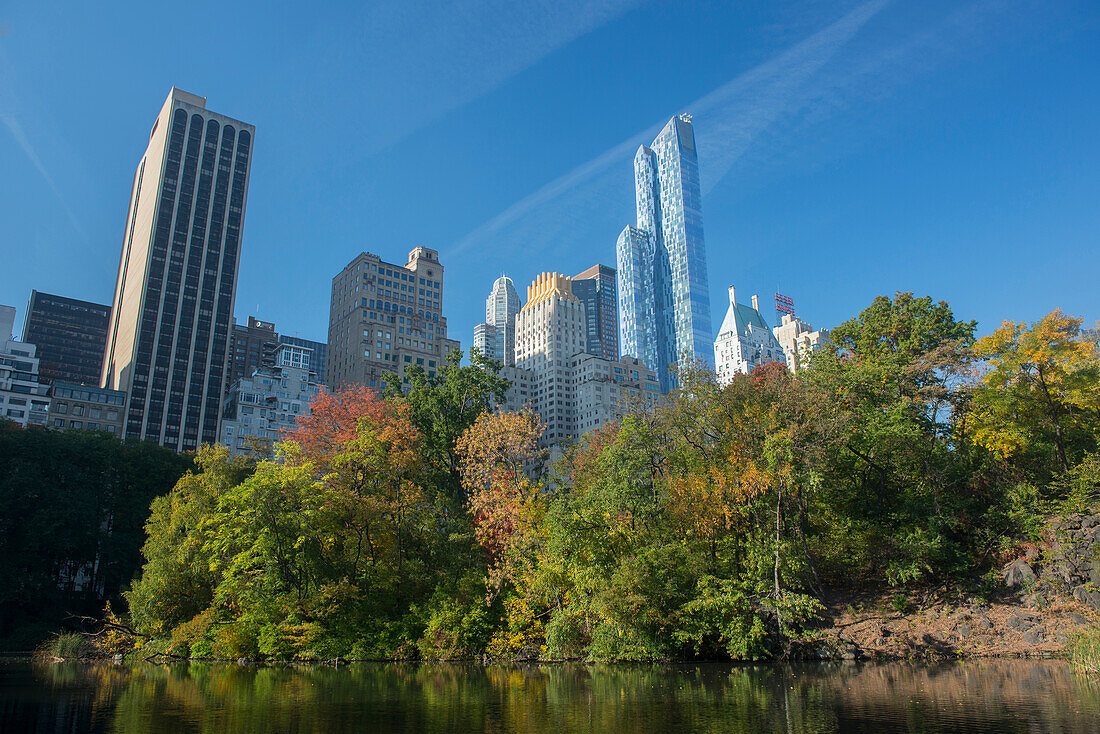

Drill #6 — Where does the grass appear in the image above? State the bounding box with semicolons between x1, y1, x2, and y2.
33;633;105;662
1069;626;1100;674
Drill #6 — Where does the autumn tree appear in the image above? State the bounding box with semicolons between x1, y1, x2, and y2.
456;408;546;595
969;309;1100;475
282;386;391;471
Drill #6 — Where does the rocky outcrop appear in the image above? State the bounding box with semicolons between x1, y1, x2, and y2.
1002;513;1100;612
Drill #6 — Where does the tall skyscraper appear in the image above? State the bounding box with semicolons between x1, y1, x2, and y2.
571;264;619;361
617;114;712;393
327;247;459;390
473;275;520;365
101;89;255;450
22;290;111;385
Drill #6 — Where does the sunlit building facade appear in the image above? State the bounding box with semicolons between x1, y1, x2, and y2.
101;88;255;450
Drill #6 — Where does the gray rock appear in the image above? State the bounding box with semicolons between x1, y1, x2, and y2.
1083;517;1099;530
956;624;972;638
979;616;993;631
1073;584;1100;610
1022;626;1047;645
1004;559;1036;588
1068;612;1091;625
1006;615;1035;632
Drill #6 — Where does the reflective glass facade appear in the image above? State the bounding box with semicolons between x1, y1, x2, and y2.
616;115;712;393
474;275;520;365
572;264;619;361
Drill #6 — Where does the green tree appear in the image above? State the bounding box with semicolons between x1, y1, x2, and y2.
969;309;1100;476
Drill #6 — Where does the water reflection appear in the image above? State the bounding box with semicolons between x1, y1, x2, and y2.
4;659;1100;733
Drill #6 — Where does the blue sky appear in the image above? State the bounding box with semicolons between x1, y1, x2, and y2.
1;0;1097;349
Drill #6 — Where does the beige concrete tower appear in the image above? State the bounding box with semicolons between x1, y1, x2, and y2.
102;88;255;450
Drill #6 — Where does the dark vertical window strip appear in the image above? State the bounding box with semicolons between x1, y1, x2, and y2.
204;129;250;442
129;109;186;439
196;126;236;443
174;118;219;442
148;112;203;445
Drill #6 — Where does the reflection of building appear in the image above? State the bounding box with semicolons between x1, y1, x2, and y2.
328;247;459;390
773;314;829;372
714;287;785;385
499;273;659;446
47;382;126;435
618;115;712;393
0;305;50;427
473;275;520;365
219;344;323;457
101;88;255;450
572;264;619;361
22;291;111;386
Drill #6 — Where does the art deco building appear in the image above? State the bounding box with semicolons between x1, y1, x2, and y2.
617;115;712;393
714;287;785;385
571;264;619;361
501;273;658;447
473;275;520;366
327;247;459;389
101;88;255;450
22;290;111;385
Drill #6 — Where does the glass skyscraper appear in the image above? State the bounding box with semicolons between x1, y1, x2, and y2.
616;114;712;393
473;275;520;366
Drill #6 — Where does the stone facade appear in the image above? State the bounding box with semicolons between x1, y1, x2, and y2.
328;247;458;390
772;313;830;372
219;349;322;457
714;287;785;385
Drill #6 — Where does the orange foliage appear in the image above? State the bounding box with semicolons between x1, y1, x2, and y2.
282;386;394;467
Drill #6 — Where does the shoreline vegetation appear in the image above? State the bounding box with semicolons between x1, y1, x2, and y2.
5;294;1100;672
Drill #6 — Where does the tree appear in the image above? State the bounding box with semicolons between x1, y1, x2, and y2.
456;409;546;595
282;386;391;471
384;349;510;501
970;310;1100;475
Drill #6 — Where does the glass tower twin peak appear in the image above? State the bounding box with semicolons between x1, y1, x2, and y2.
617;114;712;392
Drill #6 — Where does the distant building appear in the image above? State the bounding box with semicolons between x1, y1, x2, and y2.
714;287;785;385
473;275;520;366
219;344;323;457
500;273;658;447
327;247;459;390
47;382;126;435
227;317;279;388
21;290;111;386
279;334;328;385
0;305;50;427
101;88;255;450
772;313;829;372
572;264;619;361
618;115;712;393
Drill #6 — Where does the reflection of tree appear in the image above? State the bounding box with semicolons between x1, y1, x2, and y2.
22;660;1100;733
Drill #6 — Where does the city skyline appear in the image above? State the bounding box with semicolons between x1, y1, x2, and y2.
1;1;1098;354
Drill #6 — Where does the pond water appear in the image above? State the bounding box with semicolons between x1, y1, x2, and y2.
2;658;1099;733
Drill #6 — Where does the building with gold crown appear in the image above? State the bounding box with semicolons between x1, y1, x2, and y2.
499;272;659;446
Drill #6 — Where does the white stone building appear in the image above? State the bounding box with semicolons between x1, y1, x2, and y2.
714;287;785;385
219;344;323;457
498;273;659;446
0;305;50;427
772;314;829;372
